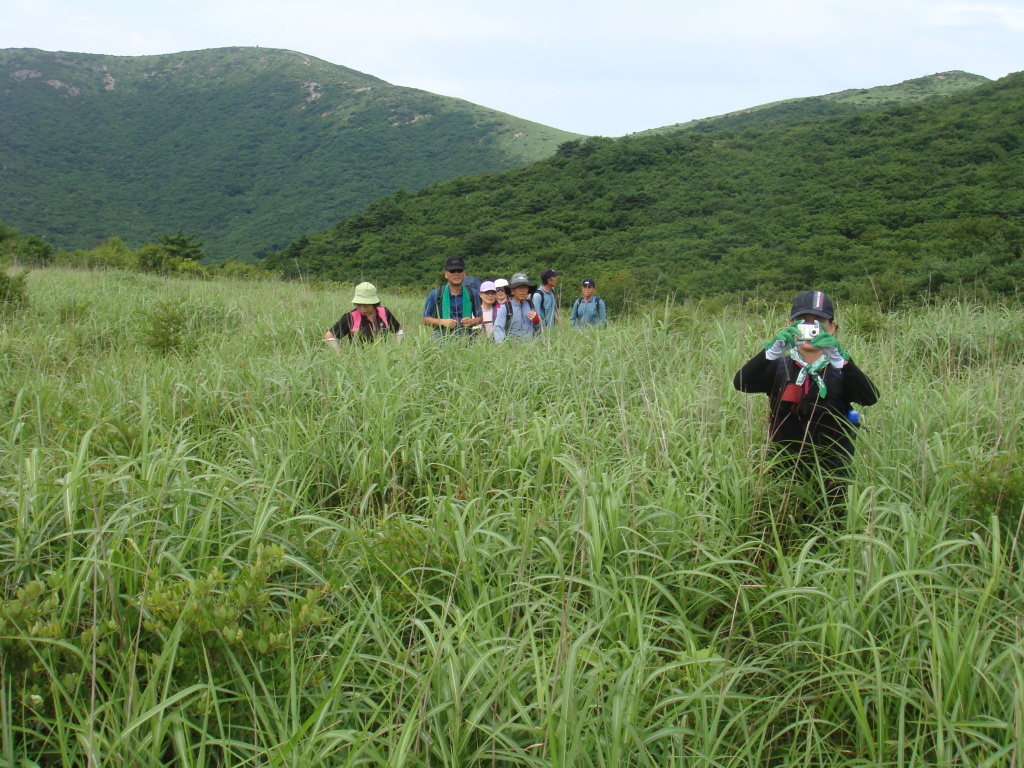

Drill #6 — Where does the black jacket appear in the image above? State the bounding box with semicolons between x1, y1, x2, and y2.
734;350;879;464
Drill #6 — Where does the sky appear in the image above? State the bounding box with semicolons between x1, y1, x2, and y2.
2;0;1022;136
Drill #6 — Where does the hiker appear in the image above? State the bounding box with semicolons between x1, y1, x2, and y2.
494;272;541;344
324;282;401;350
421;256;483;338
733;290;879;520
493;278;509;308
532;268;561;327
569;278;606;328
479;280;499;338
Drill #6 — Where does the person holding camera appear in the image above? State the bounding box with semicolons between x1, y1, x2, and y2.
733;290;879;520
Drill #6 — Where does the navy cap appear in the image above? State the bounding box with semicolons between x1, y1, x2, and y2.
790;290;834;321
540;268;562;282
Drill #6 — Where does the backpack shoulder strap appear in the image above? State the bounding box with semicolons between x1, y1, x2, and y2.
349;308;362;333
376;306;389;328
433;284;446;318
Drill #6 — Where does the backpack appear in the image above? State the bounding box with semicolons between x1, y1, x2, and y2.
503;298;538;335
534;288;555;321
349;306;389;333
572;296;604;323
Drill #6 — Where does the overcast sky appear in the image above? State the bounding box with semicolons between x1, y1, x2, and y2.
2;0;1021;136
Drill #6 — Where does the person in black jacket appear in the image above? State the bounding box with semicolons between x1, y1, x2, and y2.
324;282;402;351
733;290;879;519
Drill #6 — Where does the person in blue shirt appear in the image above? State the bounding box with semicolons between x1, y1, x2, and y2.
569;279;607;328
422;256;482;339
494;273;542;344
532;268;561;327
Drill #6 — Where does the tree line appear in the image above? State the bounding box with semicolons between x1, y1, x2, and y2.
260;71;1024;306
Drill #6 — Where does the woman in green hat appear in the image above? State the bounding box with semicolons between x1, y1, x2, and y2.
324;282;402;351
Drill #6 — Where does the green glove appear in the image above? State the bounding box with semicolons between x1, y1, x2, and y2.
811;331;850;366
764;324;799;359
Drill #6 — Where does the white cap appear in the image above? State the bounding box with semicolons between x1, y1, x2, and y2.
493;278;509;288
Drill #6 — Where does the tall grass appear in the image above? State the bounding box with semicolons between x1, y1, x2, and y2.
0;268;1022;766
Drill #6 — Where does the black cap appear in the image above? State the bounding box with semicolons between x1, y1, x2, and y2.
444;256;466;272
581;279;595;287
789;290;834;321
540;268;562;282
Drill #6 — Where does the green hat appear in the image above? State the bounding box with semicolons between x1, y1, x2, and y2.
352;282;380;304
508;272;536;290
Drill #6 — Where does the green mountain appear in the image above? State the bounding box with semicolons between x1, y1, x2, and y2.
640;70;991;137
0;47;581;259
263;71;1024;303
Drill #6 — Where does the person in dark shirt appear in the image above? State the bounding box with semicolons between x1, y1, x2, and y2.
733;290;879;520
324;282;401;350
421;256;483;339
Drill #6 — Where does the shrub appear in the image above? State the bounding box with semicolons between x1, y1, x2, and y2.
0;269;29;313
142;299;194;354
960;451;1024;529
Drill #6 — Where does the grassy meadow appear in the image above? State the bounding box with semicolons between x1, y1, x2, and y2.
1;268;1023;766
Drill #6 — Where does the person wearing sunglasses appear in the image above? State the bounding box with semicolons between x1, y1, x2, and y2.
422;256;482;339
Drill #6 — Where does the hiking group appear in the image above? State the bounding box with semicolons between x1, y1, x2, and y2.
418;257;606;344
325;258;879;528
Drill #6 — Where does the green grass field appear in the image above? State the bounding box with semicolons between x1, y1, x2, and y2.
1;269;1023;766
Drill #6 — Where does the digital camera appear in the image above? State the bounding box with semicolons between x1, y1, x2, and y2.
795;321;821;343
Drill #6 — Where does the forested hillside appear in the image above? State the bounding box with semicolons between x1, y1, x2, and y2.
0;47;579;259
263;72;1024;303
642;70;989;137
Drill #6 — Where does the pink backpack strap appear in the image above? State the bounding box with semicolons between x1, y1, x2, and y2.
350;307;389;333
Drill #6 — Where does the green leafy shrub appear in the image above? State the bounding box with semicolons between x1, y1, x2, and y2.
142;545;327;657
136;243;174;274
356;516;458;616
959;451;1024;527
0;269;29;313
142;299;194;354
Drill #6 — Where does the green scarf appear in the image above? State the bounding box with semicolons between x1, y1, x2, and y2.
789;348;829;397
440;285;472;320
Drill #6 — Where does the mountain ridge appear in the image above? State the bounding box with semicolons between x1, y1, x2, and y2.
0;46;581;258
639;70;991;137
263;70;1024;303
